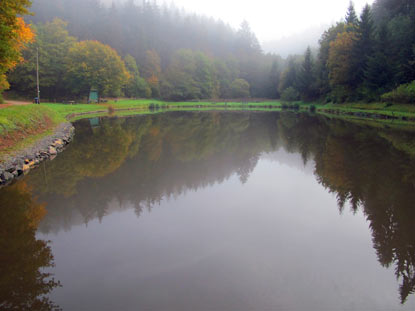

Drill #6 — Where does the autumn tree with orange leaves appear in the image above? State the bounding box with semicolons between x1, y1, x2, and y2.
0;0;34;99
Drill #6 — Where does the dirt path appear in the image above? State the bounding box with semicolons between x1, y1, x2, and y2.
0;100;32;109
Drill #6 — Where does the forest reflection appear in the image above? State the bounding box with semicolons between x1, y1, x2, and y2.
0;182;60;311
1;111;415;306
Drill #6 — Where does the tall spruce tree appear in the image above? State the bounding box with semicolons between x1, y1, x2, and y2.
268;61;280;98
355;4;374;88
298;47;315;100
345;1;359;26
279;57;298;94
364;24;393;97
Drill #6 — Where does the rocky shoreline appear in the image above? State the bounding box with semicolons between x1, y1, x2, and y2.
0;122;75;188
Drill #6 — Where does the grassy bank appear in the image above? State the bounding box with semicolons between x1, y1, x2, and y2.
2;99;415;160
0;105;66;158
319;102;415;118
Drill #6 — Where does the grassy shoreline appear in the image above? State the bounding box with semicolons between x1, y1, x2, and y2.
2;99;415;160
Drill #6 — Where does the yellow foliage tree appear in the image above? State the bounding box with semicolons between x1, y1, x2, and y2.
327;30;358;100
65;40;129;98
328;31;357;87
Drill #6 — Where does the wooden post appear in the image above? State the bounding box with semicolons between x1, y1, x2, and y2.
36;47;40;104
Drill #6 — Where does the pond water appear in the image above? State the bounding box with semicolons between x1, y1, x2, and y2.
1;111;415;311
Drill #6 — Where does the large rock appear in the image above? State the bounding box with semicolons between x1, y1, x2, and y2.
1;171;13;182
53;139;64;147
49;146;57;155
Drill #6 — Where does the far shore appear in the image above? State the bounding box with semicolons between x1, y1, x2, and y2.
2;98;415;163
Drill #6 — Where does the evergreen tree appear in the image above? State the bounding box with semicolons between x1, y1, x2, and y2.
355;4;374;89
345;1;359;26
364;24;393;98
387;15;415;84
279;57;298;94
268;60;280;98
235;20;261;55
298;47;315;100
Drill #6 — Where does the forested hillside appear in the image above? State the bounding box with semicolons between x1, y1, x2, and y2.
8;0;280;101
5;0;415;104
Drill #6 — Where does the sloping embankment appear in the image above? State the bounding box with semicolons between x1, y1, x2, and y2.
0;105;74;187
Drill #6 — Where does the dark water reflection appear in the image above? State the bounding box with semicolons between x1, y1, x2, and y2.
1;111;415;310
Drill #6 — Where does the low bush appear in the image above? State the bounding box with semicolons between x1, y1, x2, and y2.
107;105;115;114
281;87;300;102
381;81;415;104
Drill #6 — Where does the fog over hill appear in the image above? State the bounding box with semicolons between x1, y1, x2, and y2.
100;0;373;43
261;24;328;57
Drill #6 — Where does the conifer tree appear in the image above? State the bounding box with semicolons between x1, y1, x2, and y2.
345;1;358;26
364;24;392;97
268;61;280;98
278;58;298;94
298;47;315;100
355;4;374;88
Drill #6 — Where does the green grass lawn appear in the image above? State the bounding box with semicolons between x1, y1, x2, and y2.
0;105;65;136
0;105;67;158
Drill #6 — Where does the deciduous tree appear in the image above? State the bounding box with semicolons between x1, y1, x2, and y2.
0;0;34;97
65;40;129;98
8;18;76;100
124;54;151;98
328;31;358;101
142;49;161;97
230;78;250;98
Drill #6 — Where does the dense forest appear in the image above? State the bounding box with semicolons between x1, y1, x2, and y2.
3;0;415;103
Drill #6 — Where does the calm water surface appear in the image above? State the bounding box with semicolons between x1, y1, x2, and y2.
1;111;415;310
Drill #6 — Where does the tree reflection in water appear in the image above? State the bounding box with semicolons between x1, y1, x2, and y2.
1;111;415;305
0;182;60;311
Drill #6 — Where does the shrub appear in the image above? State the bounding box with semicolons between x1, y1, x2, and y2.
281;87;300;102
107;105;115;114
381;81;415;104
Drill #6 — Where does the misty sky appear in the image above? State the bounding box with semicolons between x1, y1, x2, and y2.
168;0;375;42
